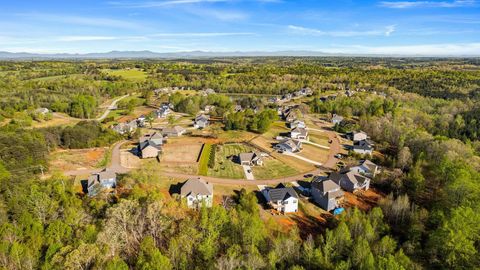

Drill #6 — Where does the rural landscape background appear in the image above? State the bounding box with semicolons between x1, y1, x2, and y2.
0;1;480;270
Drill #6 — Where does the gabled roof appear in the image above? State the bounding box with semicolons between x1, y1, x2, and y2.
88;168;116;188
344;171;369;186
353;140;373;151
195;114;209;122
360;159;378;172
291;127;308;136
239;152;261;163
277;139;301;150
180;178;213;197
266;187;298;202
332;114;344;121
163;125;186;134
311;179;340;193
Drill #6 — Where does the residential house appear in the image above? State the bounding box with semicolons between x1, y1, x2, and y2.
238;152;263;166
290;120;306;129
350;159;379;177
331;114;344;125
112;120;138;135
311;178;344;211
285;110;299;123
162;126;186;137
156;105;171;118
345;90;355;97
352;140;374;155
262;185;299;213
329;171;370;192
180;178;213;208
138;132;164;159
274;139;302;153
87;168;117;196
194;114;209;129
35;108;49;115
234;105;243;112
137;115;146;127
290;127;308;140
348;131;368;142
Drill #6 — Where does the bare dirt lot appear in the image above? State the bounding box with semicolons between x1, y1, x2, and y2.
161;143;203;163
50;147;107;171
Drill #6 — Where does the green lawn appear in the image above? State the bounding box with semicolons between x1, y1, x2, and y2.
198;143;212;176
253;158;299;180
207;143;253;179
309;133;330;146
263;121;289;139
102;69;148;81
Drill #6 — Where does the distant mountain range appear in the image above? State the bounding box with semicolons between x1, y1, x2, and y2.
0;50;476;59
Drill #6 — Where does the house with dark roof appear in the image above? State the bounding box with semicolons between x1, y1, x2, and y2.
180;178;213;208
238;152;263;166
262;185;299;213
138;132;163;159
162;126;186;137
328;171;370;192
350;159;379;177
194;114;209;129
87;168;117;196
274;139;302;153
311;178;344;211
290;127;308;140
352;140;374;155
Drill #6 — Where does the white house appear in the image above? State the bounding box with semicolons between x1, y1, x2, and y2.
352;140;374;155
290;120;306;129
350;159;379;177
262;185;299;213
194;114;209;129
162;126;186;137
180;178;213;208
274;139;302;153
290;127;308;140
311;178;344;211
348;131;368;142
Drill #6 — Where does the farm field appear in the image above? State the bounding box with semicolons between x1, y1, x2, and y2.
102;68;148;81
161;143;202;163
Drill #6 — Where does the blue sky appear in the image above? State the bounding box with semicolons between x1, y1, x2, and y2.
1;0;479;55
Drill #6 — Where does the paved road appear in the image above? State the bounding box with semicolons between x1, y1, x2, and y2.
53;94;129;122
64;140;129;176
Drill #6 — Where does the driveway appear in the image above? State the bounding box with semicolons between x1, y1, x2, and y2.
242;165;255;180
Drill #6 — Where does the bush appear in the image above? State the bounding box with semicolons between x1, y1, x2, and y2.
208;144;217;169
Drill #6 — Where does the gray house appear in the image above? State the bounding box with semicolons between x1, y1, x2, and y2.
262;185;299;213
162;126;186;137
329;171;370;192
331;114;344;125
194;114;209;129
138;132;164;159
274;139;302;153
350;159;379;177
352;140;374;155
311;178;344;211
87;168;117;196
238;152;263;166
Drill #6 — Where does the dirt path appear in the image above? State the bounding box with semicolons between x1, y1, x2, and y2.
53;94;129;123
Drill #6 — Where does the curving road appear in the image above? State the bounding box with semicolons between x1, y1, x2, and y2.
63;115;343;186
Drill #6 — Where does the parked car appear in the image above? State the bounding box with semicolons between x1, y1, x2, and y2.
334;154;344;159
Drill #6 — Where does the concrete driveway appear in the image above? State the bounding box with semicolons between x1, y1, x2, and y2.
242;165;255;180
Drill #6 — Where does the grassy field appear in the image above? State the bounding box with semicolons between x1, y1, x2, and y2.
207;143;253;179
308;132;331;147
102;68;148;81
50;147;108;171
298;144;330;163
253;158;298;179
161;143;202;163
198;143;212;176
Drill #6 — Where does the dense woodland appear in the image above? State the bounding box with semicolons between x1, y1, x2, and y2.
0;58;479;269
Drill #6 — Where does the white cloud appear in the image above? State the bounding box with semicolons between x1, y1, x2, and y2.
16;13;142;30
150;32;255;37
287;25;396;37
380;0;476;9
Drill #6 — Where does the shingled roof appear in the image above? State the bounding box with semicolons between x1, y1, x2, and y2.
266;187;298;202
180;178;213;197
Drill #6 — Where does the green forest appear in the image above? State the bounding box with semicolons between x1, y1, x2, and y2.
0;58;479;269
